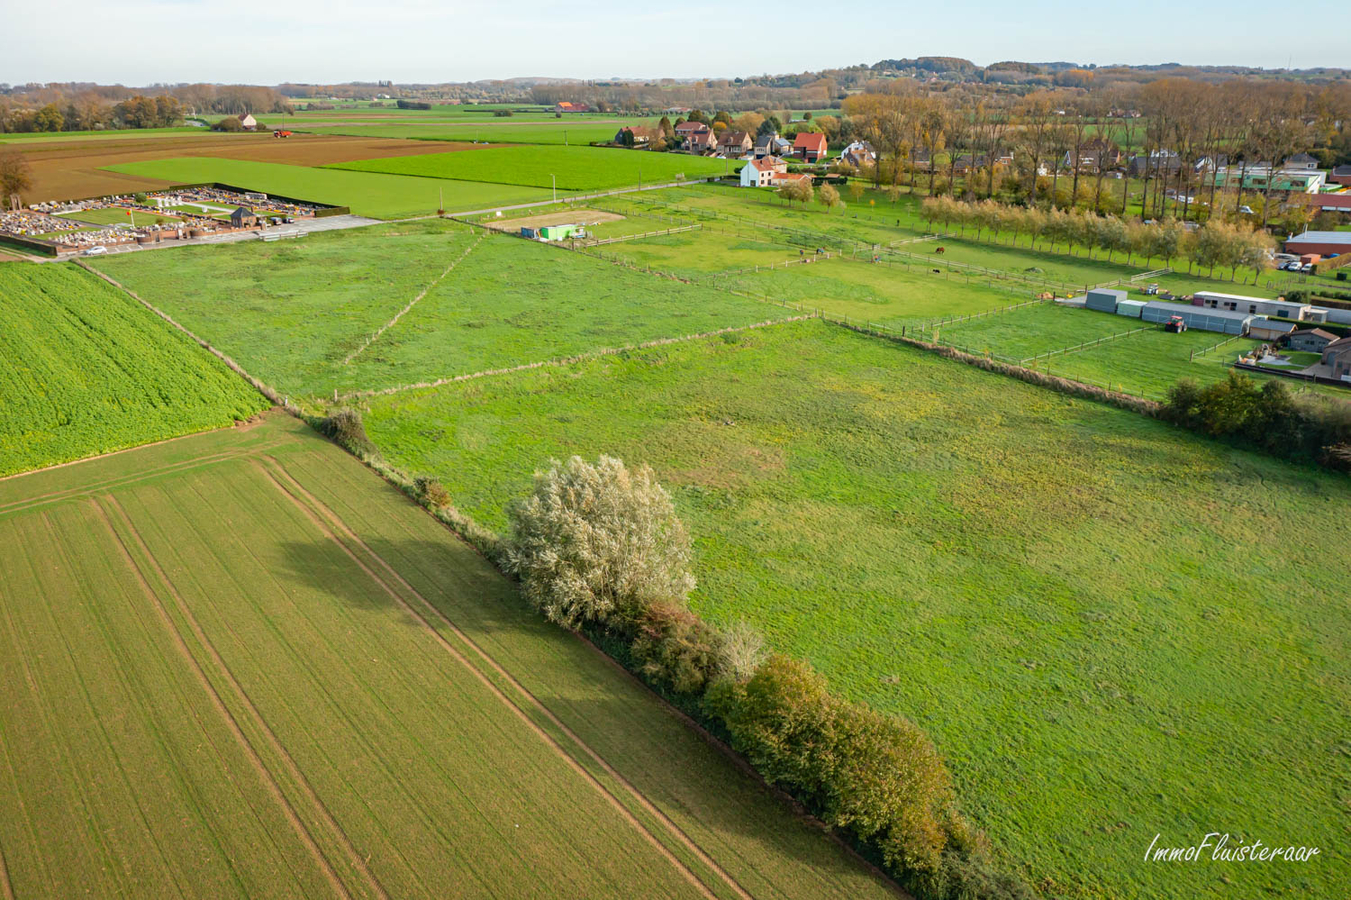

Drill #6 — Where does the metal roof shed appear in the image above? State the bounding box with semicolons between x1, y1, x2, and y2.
1142;301;1254;335
1115;299;1146;318
1086;288;1127;313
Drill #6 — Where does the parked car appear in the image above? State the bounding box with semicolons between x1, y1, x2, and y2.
82;246;107;256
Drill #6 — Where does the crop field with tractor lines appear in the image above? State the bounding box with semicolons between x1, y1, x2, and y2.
0;413;901;900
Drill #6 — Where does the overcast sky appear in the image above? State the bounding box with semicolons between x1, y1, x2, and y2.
5;0;1346;86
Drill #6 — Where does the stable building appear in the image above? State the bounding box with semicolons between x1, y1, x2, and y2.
1288;328;1339;353
1085;288;1126;313
1142;301;1254;335
1248;319;1298;342
1193;291;1328;324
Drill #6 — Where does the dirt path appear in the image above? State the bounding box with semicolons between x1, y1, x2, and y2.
342;229;484;366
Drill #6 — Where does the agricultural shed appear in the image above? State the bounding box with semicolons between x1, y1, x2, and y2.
1249;319;1297;341
1142;301;1254;335
1194;291;1327;324
1115;299;1146;318
1086;288;1127;314
539;223;582;241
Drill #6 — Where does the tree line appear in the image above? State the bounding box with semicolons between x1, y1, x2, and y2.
921;196;1277;281
0;84;292;134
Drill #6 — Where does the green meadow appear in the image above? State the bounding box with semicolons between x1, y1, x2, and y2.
360;319;1351;900
330;144;730;191
104;158;562;218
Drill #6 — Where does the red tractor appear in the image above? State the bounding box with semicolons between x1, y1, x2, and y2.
273;129;292;138
1164;315;1188;333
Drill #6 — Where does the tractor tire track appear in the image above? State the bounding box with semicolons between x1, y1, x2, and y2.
259;456;753;900
255;458;728;900
342;230;484;366
96;494;387;900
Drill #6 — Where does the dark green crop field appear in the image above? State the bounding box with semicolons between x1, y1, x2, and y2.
0;263;267;476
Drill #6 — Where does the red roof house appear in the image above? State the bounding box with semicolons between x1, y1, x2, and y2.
793;132;828;163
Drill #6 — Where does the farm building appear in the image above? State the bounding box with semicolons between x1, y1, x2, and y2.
1115;299;1147;318
1141;301;1254;335
1193;291;1328;323
1249;319;1298;341
1288;328;1339;352
1284;231;1351;258
1323;338;1351;380
239;113;257;131
1085;288;1127;313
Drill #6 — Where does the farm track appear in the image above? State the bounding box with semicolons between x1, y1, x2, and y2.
255;457;746;900
95;495;380;900
342;230;485;366
0;444;285;517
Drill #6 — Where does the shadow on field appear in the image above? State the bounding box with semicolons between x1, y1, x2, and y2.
275;538;409;611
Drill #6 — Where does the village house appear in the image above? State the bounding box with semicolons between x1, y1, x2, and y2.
675;121;711;151
740;156;787;187
613;126;650;146
754;132;792;159
1330;164;1351;187
841;140;876;168
1062;139;1122;172
1128;150;1181;178
553;101;590;113
1283;152;1320;170
239;113;257;131
793;132;828;163
718;130;753;157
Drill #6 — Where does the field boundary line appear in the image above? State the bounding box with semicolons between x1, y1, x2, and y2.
342;229;484;365
339;315;814;401
257;459;751;900
96;494;387;900
77;262;288;407
0;831;14;900
0;444;286;517
1018;324;1153;366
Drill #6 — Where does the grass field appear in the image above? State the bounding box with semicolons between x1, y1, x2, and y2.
330;145;730;191
0;411;899;899
60;206;183;226
359;319;1350;900
102;158;560;218
301;122;643;145
0;263;268;476
92;222;785;398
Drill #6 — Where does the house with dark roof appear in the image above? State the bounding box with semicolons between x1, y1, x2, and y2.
754;132;791;159
1288;328;1339;353
229;206;257;228
1330;164;1351;187
793;132;828;163
718;130;753;157
1283;152;1320;170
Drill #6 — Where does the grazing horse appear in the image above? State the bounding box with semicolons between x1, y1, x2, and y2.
935;246;946;255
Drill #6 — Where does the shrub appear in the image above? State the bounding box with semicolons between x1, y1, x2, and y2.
710;655;966;876
714;619;767;683
630;602;723;694
212;116;243;133
318;408;375;456
413;475;451;509
503;456;695;628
